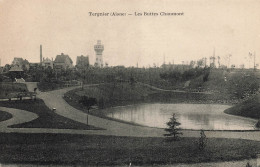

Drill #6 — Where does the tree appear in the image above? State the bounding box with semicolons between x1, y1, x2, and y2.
198;129;207;151
164;113;182;141
246;162;252;167
217;56;221;68
196;59;204;68
78;96;97;125
189;60;196;68
79;96;97;112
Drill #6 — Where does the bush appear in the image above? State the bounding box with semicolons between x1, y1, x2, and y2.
198;129;207;151
255;120;260;128
227;72;259;99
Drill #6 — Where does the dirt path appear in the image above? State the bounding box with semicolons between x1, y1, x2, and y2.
139;82;212;94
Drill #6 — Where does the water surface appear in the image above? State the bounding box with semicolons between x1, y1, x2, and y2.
106;103;257;130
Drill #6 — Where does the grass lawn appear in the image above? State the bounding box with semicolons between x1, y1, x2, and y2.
0;133;259;165
224;94;260;119
37;81;66;92
0;100;101;130
0;110;12;122
0;83;28;98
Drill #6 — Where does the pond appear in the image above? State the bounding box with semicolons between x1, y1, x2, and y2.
105;103;257;130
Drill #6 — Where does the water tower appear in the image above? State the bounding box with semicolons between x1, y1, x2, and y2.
94;40;104;67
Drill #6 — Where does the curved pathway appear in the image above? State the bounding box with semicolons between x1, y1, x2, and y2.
139;82;213;94
0;107;38;132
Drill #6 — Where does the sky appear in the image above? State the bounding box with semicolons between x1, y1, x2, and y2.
0;0;260;68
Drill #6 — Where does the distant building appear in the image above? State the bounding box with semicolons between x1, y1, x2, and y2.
11;57;30;71
12;57;23;66
42;57;54;69
54;53;73;70
0;67;3;74
94;40;104;67
76;55;89;69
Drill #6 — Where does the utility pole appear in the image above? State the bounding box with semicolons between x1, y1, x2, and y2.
254;52;256;71
163;53;165;65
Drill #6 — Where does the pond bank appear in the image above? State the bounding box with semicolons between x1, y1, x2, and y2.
63;83;237;129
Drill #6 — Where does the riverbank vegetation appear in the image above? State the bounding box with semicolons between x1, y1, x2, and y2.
0;133;259;166
0;100;100;130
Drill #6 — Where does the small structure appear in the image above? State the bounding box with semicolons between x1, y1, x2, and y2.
9;66;24;80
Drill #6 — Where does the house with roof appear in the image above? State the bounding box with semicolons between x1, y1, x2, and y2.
11;57;30;71
53;53;73;70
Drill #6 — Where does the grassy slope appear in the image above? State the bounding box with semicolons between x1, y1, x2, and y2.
0;110;12;122
0;100;100;130
224;94;260;119
0;83;28;98
72;82;158;108
37;81;66;92
0;133;259;165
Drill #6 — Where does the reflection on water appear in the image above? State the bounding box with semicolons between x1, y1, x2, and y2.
106;103;258;130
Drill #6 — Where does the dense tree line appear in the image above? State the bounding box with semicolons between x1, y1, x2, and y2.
159;67;210;83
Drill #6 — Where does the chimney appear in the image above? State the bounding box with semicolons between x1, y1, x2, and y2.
40;45;42;64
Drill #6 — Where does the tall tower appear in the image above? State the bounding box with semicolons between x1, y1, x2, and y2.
40;45;43;64
94;40;104;67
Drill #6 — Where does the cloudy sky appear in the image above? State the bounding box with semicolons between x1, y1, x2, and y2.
0;0;260;68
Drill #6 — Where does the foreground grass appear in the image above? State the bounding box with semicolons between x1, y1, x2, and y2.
0;110;12;122
0;100;100;130
0;133;259;165
224;94;260;119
